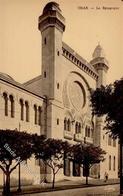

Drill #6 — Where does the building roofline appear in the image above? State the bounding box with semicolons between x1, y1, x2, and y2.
62;42;98;80
0;75;46;100
23;75;42;86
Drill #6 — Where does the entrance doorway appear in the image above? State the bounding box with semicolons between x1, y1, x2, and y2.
64;158;70;176
73;162;81;176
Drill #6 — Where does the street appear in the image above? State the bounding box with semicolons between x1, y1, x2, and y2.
21;184;119;196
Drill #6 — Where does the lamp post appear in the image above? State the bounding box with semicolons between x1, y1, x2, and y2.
17;123;21;192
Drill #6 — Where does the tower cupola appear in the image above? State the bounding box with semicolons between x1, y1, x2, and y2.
92;44;105;59
90;44;109;73
38;2;65;33
43;2;61;14
90;44;109;87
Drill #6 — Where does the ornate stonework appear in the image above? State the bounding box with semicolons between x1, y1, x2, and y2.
69;81;86;111
62;71;90;116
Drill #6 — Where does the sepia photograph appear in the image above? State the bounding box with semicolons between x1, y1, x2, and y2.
0;0;123;195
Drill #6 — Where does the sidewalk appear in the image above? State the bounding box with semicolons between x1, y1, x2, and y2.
0;178;120;196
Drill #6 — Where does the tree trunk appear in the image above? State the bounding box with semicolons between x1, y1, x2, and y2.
120;141;123;194
86;175;88;185
3;172;10;196
52;172;55;189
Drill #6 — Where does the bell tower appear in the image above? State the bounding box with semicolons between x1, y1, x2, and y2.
38;2;65;102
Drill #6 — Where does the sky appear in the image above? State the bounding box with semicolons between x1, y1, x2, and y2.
0;0;123;84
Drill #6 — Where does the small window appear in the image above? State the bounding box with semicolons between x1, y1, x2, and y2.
20;99;24;121
25;101;29;122
108;135;112;146
109;155;111;170
57;118;59;125
78;123;81;133
57;83;59;89
113;138;116;147
64;118;67;130
57;51;60;56
38;106;42;125
85;126;88;137
113;156;115;171
44;37;46;45
9;95;15;118
44;71;46;78
88;127;90;137
67;119;71;131
103;135;105;140
3;92;8;116
34;104;37;124
91;128;94;137
75;122;78;134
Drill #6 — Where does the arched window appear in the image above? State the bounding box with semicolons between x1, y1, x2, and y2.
57;83;60;89
88;127;90;137
57;118;59;125
75;122;78;134
113;156;115;171
78;123;81;133
113;138;116;147
44;37;47;45
3;92;8;116
67;119;71;131
64;118;67;130
44;71;46;78
38;106;42;125
25;101;29;122
9;95;14;118
91;128;94;137
34;105;37;124
109;155;111;170
108;135;112;146
20;99;24;121
85;126;88;137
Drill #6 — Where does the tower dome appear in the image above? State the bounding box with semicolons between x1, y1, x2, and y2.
43;2;61;14
92;44;105;59
90;44;109;86
38;1;65;32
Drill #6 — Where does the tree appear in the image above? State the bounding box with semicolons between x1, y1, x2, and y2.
34;138;70;188
0;129;33;196
72;143;106;185
90;78;123;194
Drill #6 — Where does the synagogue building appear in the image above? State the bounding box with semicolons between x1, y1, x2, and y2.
0;2;118;185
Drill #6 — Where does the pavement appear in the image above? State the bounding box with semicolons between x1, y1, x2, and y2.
0;177;120;196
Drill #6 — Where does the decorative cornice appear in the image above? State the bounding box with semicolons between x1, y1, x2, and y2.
90;57;109;72
62;43;98;81
93;63;109;72
38;10;65;33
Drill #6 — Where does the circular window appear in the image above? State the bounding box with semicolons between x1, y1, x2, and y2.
69;81;86;111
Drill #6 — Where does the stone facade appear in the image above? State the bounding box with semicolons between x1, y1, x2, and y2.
0;2;118;185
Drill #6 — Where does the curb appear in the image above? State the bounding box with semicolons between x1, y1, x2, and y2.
11;182;120;195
